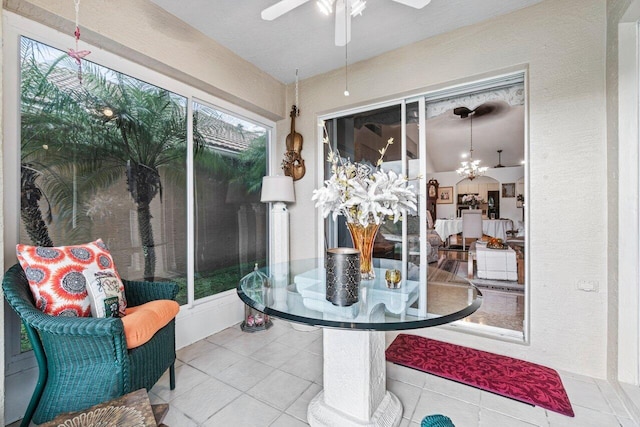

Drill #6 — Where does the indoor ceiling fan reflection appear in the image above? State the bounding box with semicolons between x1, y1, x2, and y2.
261;0;432;46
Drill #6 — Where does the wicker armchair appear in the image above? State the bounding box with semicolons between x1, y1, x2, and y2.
2;263;179;426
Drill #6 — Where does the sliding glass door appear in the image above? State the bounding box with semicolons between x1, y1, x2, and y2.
321;72;527;337
322;101;425;316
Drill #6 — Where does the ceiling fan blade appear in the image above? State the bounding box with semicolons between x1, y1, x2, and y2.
261;0;310;20
391;0;432;9
334;0;351;46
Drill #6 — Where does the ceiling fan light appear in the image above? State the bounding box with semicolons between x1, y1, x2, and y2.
350;0;366;16
317;0;334;15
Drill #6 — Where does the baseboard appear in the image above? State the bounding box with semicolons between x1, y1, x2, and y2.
613;380;640;423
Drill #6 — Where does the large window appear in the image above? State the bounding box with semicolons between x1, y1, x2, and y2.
15;37;269;352
3;19;273;421
20;37;189;285
192;101;267;301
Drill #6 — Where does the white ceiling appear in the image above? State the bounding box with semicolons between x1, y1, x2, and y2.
150;0;543;84
425;104;525;172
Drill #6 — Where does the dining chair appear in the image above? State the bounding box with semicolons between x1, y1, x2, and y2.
462;210;483;250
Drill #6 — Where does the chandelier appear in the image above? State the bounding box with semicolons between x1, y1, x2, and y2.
455;108;488;181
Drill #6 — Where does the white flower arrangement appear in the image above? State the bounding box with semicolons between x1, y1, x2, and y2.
461;194;484;205
312;126;417;226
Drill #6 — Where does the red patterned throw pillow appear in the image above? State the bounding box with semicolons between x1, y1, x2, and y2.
16;239;125;317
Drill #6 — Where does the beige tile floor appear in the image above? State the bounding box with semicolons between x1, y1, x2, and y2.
143;321;638;427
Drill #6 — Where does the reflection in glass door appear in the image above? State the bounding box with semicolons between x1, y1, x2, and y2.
323;102;424;315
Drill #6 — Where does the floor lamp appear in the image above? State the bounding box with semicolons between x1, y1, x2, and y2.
261;176;315;331
261;176;295;316
261;175;296;267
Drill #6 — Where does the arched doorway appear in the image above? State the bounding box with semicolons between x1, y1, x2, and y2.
455;175;501;219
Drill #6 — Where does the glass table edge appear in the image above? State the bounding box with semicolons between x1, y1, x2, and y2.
236;285;483;331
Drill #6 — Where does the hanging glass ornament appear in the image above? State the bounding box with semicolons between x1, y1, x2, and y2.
67;0;91;83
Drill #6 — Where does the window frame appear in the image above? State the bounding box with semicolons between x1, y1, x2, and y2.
3;12;275;372
317;69;529;342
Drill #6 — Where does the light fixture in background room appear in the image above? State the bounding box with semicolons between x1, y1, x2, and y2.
454;107;488;181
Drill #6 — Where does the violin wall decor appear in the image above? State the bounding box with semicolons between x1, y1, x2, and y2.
282;104;306;180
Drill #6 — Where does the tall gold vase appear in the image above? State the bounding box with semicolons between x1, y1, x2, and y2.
346;222;381;280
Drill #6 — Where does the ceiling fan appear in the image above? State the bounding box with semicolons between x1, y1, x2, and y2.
261;0;432;46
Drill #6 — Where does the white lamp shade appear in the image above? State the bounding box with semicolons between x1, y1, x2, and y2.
260;176;295;203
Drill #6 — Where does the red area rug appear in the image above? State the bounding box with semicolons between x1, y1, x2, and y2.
386;334;574;417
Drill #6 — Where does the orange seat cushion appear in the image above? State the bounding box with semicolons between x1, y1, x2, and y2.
122;300;179;349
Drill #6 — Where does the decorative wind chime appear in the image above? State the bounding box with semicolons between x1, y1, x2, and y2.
67;0;91;84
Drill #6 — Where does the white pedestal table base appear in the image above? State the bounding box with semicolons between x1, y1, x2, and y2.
307;329;403;426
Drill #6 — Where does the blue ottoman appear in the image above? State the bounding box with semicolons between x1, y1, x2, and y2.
421;414;455;427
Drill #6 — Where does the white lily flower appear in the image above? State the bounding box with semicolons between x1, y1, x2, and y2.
314;127;418;226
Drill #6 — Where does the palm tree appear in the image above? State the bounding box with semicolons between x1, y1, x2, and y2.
236;134;267;194
79;72;190;280
20;39;112;246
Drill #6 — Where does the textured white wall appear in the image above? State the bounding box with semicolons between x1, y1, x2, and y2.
286;0;610;377
608;0;623;384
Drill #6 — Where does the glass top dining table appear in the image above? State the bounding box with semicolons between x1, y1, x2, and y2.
237;258;483;426
237;258;483;331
